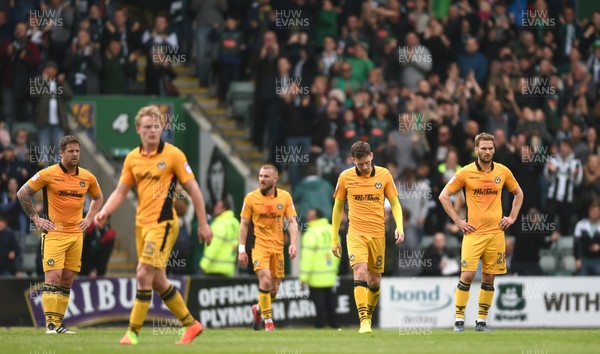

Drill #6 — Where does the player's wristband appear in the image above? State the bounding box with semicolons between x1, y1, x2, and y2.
238;245;246;253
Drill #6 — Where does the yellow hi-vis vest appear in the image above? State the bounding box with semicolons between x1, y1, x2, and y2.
299;218;340;287
200;210;240;277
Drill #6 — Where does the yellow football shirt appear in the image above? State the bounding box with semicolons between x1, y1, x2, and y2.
240;187;296;251
119;140;195;227
27;163;101;235
333;165;398;237
445;160;519;234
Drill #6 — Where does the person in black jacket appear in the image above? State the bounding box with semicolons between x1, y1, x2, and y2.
574;202;600;275
511;207;557;275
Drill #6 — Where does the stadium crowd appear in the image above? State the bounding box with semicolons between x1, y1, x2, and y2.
1;0;599;277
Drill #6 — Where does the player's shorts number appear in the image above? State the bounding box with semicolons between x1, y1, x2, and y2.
376;255;383;267
144;241;156;256
496;252;506;265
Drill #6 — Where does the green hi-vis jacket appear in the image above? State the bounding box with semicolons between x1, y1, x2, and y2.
200;210;240;277
300;218;340;288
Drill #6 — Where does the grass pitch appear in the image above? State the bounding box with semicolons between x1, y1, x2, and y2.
1;327;597;354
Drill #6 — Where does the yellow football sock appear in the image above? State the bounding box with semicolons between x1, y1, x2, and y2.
258;289;271;320
128;289;152;335
478;282;495;321
42;283;60;327
455;281;471;319
367;286;380;320
55;286;71;326
160;284;195;327
270;292;277;302
354;281;368;324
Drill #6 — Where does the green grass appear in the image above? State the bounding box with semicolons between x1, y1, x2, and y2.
1;327;598;354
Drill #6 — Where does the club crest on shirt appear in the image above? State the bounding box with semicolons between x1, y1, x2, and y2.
494;176;501;184
157;161;166;170
375;182;382;189
47;258;55;266
253;260;259;267
277;203;283;210
79;180;86;187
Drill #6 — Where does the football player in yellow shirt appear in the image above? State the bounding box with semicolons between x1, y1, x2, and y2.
95;105;213;344
331;141;404;333
439;132;523;332
238;164;298;331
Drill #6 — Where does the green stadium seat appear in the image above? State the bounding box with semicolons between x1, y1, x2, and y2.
539;254;557;274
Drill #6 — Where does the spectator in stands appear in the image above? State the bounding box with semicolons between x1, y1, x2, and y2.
511;207;557;276
201;199;239;277
64;30;101;95
571;123;590;163
387;112;426;176
44;0;75;70
581;154;600;216
102;7;141;59
0;177;26;235
142;14;178;55
101;38;138;94
213;16;245;106
365;101;391;164
544;138;583;236
13;129;29;164
0;145;29;189
32;61;73;165
145;50;177;96
400;32;432;91
316;137;344;189
332;61;360;108
86;4;104;44
421;232;459;276
558;7;581;65
0;214;19;276
0;21;41;126
574;202;600;275
585;127;599;156
318;35;340;78
280;83;314;188
422;18;452;80
437;147;461;186
192;0;227;87
458;37;488;86
251;30;280;149
397;168;430;243
293;164;334;223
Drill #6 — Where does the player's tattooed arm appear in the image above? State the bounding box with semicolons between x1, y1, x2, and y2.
17;184;38;221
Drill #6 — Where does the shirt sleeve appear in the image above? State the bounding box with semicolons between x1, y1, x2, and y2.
240;195;252;220
333;173;347;201
285;193;297;219
119;153;135;186
445;168;466;194
172;148;195;185
504;166;520;192
26;169;49;192
87;174;102;198
384;170;399;199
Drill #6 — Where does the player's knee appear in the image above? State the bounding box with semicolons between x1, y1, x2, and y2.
481;273;495;284
45;271;61;285
368;277;381;289
460;271;475;284
136;264;155;287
